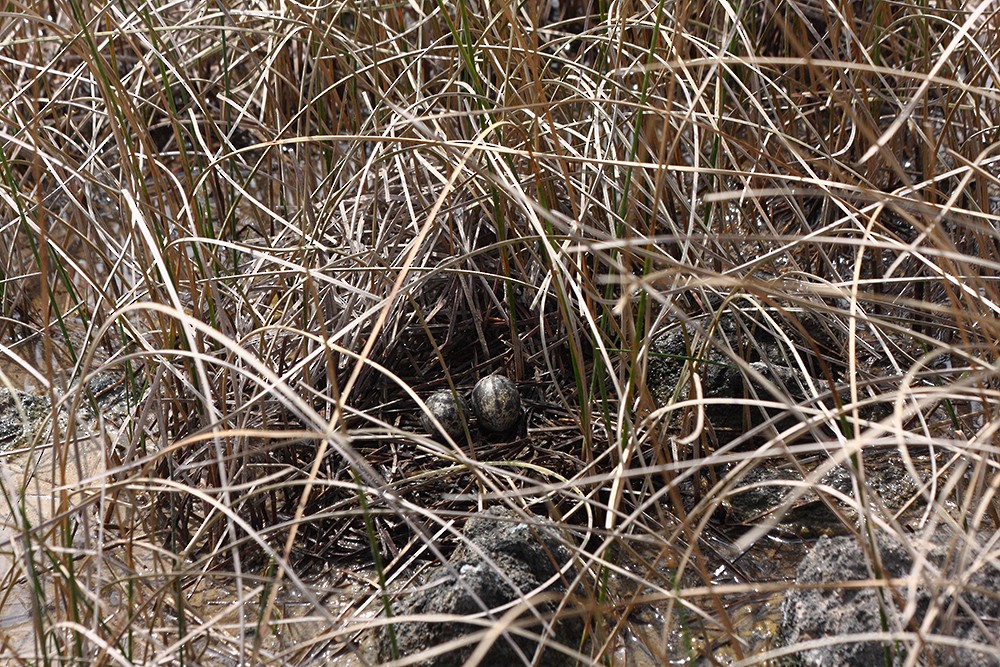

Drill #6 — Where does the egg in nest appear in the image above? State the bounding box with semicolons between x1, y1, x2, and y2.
471;374;522;433
420;390;469;440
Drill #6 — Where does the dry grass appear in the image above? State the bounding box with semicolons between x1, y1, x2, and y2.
1;0;999;664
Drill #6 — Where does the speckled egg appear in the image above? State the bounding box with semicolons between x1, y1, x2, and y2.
471;374;522;433
420;390;469;440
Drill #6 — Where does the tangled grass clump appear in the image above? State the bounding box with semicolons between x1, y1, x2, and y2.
1;0;1000;664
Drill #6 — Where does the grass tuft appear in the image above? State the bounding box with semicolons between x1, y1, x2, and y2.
2;0;999;663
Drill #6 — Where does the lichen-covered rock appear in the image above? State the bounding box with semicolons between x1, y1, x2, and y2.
420;390;469;440
0;389;49;451
781;531;1000;666
376;506;581;666
0;373;136;453
471;375;522;434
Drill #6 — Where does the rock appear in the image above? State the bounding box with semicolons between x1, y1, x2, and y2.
420;389;469;440
721;464;844;539
471;375;522;434
376;506;581;666
780;532;1000;666
719;453;925;538
0;373;133;452
0;389;49;451
647;311;818;445
645;308;900;446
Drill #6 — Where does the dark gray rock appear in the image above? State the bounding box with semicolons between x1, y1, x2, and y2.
721;454;924;538
780;532;1000;666
376;506;581;666
722;463;842;539
647;311;817;445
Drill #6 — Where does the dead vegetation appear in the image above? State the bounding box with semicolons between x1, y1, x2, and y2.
1;0;999;664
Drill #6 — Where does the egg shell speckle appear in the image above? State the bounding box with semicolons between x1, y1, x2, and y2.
420;390;469;439
471;374;522;433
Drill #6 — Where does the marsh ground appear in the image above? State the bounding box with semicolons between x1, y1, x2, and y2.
1;0;1000;664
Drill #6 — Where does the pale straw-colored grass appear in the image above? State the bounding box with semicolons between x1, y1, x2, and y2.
1;0;998;664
